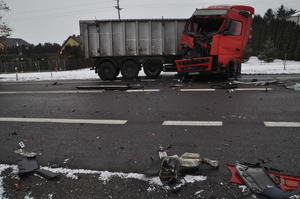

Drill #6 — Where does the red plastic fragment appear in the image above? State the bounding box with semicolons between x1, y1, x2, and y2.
224;163;300;192
269;172;300;192
224;163;244;184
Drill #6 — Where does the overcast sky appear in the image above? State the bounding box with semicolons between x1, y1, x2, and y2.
2;0;299;45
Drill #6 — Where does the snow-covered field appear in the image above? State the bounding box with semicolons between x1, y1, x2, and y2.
0;57;299;82
242;57;300;74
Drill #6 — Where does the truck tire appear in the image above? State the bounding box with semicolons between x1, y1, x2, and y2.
226;62;241;79
98;61;117;80
236;63;241;75
121;60;140;79
143;59;162;78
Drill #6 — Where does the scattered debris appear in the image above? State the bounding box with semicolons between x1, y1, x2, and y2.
14;149;38;158
286;83;300;91
18;159;39;175
14;142;60;180
14;183;21;190
238;185;248;193
35;169;60;180
159;152;218;185
225;163;300;198
233;80;278;86
63;158;70;164
18;141;25;149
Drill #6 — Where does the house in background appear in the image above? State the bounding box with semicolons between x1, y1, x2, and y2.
289;12;300;25
60;35;81;54
0;38;31;50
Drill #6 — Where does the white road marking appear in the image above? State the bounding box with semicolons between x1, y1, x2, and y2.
264;122;300;127
162;121;223;126
0;90;104;94
180;89;216;92
0;117;127;125
126;89;160;92
234;88;272;91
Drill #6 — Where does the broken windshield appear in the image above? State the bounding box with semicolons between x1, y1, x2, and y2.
185;18;225;35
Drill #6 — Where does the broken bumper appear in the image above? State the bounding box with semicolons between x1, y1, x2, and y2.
175;56;213;74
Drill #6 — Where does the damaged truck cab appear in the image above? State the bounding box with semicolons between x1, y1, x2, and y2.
176;5;254;77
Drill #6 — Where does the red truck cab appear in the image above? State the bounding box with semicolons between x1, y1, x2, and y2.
176;5;254;77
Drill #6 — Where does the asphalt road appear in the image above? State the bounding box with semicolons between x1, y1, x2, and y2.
0;75;299;199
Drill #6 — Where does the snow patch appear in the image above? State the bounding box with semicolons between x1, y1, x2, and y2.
183;175;207;183
146;185;156;192
24;192;34;199
0;67;176;82
242;57;300;74
0;57;299;82
0;164;207;194
0;164;17;199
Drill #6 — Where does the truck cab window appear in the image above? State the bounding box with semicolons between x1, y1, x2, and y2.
186;18;225;35
226;20;242;36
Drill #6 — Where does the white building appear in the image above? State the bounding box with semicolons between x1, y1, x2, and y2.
289;12;300;25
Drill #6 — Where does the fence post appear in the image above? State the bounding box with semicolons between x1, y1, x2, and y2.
283;53;287;70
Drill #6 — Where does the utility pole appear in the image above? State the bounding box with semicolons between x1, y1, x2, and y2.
114;0;122;20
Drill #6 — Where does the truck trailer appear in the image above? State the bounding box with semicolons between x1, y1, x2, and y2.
79;5;254;80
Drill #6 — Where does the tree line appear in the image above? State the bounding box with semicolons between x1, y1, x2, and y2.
247;5;300;61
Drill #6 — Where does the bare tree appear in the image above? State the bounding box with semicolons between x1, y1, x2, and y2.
0;0;11;37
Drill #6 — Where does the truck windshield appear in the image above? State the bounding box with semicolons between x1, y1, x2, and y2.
185;18;225;34
193;9;228;16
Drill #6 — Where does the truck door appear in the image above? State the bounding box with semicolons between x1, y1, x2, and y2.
218;19;244;59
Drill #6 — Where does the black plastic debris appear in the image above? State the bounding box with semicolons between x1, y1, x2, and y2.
144;157;161;176
262;186;300;199
235;163;277;194
15;142;59;180
225;162;300;199
159;156;180;185
17;158;39;175
35;169;59;180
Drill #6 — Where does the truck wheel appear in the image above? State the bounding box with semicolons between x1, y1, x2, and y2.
121;60;140;79
98;61;117;80
226;62;241;79
225;63;234;79
143;59;162;78
237;63;241;75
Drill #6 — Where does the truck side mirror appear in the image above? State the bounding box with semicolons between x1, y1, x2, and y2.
239;11;250;18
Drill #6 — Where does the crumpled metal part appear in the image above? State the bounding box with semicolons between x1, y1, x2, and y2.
158;152;218;184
